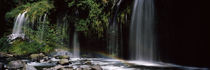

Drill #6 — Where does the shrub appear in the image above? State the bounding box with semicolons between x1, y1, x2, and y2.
0;37;11;52
9;39;54;55
9;40;41;55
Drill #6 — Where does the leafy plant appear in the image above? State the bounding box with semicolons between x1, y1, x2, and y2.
9;40;41;55
68;0;110;38
0;37;11;52
6;0;54;22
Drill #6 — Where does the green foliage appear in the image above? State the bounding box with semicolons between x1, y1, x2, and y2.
75;19;89;31
2;0;132;56
9;39;54;55
0;37;11;52
6;0;54;22
68;0;110;38
9;40;40;55
40;45;53;53
24;18;68;49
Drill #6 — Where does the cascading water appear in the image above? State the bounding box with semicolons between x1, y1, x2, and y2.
40;14;47;42
56;16;69;47
73;32;80;58
129;0;155;62
9;11;27;40
107;24;119;57
107;0;122;57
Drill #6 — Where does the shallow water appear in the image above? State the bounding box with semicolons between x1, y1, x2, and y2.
28;58;208;70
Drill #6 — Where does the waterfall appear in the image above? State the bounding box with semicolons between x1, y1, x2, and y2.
9;11;27;40
107;24;119;56
107;0;122;57
129;0;155;61
73;32;80;58
55;16;69;47
40;14;47;42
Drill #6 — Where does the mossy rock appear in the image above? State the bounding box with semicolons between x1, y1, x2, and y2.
8;60;25;69
58;59;69;65
57;55;70;59
30;53;45;61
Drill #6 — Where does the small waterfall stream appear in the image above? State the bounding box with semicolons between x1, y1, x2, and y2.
9;11;27;40
129;0;155;61
73;32;80;58
107;0;122;57
40;14;47;42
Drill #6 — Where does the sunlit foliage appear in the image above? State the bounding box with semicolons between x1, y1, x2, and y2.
6;0;54;22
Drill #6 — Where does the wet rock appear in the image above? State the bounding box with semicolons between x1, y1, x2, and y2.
7;60;25;69
76;67;82;70
43;65;64;70
82;60;92;65
51;49;72;58
84;61;92;65
23;65;37;70
39;59;45;63
91;65;102;70
39;56;50;63
0;52;13;57
59;59;69;65
82;66;92;70
59;67;74;70
30;53;45;61
50;57;60;62
6;57;16;62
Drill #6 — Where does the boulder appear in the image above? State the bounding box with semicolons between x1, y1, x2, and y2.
51;49;72;59
91;65;102;70
59;59;69;65
30;53;45;61
7;60;25;69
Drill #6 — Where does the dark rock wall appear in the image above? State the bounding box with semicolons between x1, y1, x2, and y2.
155;0;210;67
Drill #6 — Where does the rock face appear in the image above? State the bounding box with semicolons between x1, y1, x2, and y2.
7;60;25;69
30;53;45;61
